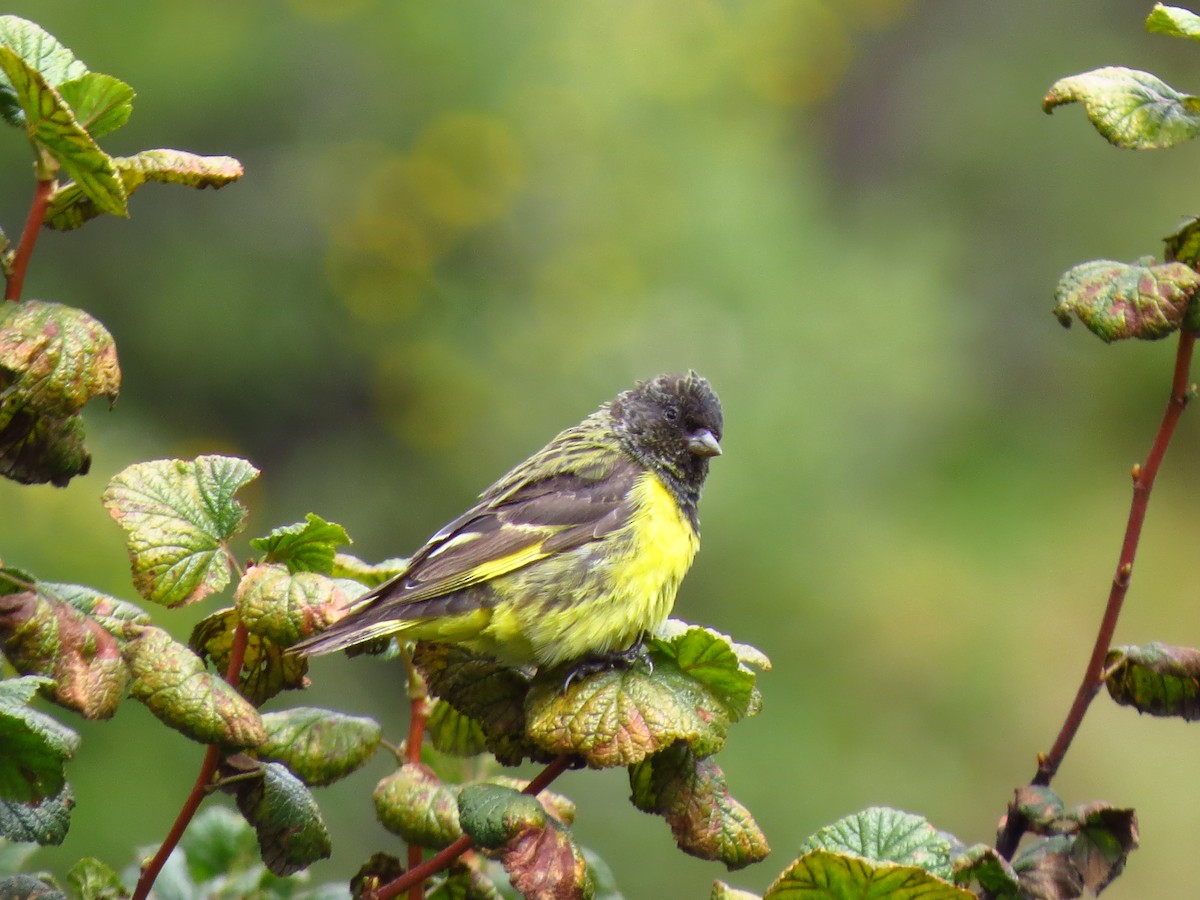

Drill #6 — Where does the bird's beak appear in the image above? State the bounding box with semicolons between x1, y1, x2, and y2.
688;429;722;458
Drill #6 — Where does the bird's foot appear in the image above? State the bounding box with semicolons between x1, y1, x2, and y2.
560;639;653;692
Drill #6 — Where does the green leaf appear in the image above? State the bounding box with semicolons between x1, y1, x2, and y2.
235;564;356;647
176;805;259;885
40;581;150;641
250;514;350;575
1105;642;1200;718
1053;257;1200;342
798;807;955;877
44;150;243;232
648;624;764;720
124;626;266;748
413;643;541;766
0;872;67;898
0;17;85;90
765;849;973;899
0;676;78;806
102;456;259;607
374;763;463;848
1069;804;1138;894
427;862;506;900
526;660;734;767
0;583;128;719
56;74;132;139
66;858;126;900
0;48;125;214
427;698;489;757
1146;3;1200;39
190;608;309;706
712;882;761;900
951;844;1022;899
0;300;120;418
219;758;331;877
0;300;119;487
257;707;381;787
1043;66;1200;149
0;783;73;846
457;783;595;899
1164;216;1200;268
655;618;772;672
1013;785;1067;834
329;553;409;587
628;744;768;870
0;410;90;487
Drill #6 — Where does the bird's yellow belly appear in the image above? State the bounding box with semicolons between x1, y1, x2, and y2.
479;471;699;667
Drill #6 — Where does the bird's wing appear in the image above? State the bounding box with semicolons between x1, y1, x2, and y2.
363;456;642;609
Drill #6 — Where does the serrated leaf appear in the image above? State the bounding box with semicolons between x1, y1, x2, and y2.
427;698;489;757
1070;804;1138;894
44;150;243;232
413;643;540;766
0;783;73;846
458;783;594;900
1014;785;1067;833
427;861;506;900
0;676;78;806
526;662;732;767
177;805;260;885
190;608;309;707
250;514;350;575
765;849;973;900
951;844;1022;899
1163;216;1200;268
220;758;331;877
1105;642;1200;718
0;16;85;128
0;48;124;215
1044;66;1200;149
0;300;120;418
257;706;381;787
124;626;265;748
1011;835;1083;899
1146;3;1200;39
799;808;955;877
40;581;149;641
0;873;68;898
0;409;90;487
56;74;132;139
66;858;126;900
235;564;355;647
375;763;463;848
648;625;763;720
628;744;768;870
350;853;406;899
0;584;128;719
1053;257;1200;342
655;619;772;672
102;456;258;607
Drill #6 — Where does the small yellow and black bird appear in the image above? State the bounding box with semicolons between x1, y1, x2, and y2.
295;372;723;670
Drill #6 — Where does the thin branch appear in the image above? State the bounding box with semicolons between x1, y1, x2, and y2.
368;754;574;900
5;177;54;302
131;622;252;900
994;328;1195;861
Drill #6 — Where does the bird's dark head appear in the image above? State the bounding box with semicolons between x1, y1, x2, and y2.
611;371;723;503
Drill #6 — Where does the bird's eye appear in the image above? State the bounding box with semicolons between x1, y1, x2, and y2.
663;406;679;422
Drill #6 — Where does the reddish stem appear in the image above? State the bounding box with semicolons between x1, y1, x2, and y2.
369;754;574;900
405;695;431;900
5;178;54;302
131;623;251;900
994;329;1195;860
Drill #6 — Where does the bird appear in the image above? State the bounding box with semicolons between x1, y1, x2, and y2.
293;371;723;671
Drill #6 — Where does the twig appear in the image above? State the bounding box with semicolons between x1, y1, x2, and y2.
5;177;54;302
994;328;1195;861
368;754;574;900
131;622;251;900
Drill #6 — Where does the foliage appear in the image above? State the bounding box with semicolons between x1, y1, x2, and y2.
7;4;1200;899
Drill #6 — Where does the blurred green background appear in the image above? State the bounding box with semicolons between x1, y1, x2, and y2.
3;1;1200;896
